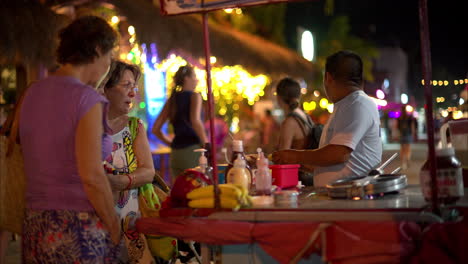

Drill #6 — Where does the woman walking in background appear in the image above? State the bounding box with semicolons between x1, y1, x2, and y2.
19;16;120;263
398;105;417;169
152;65;208;182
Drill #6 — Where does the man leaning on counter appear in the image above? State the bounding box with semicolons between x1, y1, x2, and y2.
273;50;382;187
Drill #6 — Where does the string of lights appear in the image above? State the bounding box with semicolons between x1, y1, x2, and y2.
421;79;468;86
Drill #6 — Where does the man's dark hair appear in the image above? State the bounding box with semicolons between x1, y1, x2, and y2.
325;50;363;86
57;16;117;65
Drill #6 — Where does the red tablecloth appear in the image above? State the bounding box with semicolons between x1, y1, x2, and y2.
137;217;419;263
410;208;468;264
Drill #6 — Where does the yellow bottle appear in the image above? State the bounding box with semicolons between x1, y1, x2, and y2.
227;154;251;190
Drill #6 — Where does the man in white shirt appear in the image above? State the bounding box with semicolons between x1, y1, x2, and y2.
273;50;382;186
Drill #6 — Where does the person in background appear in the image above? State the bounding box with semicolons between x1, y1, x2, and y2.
260;109;279;154
274;50;382;187
275;77;317;185
102;60;155;263
397;106;417;169
276;78;313;151
204;111;229;161
19;16;120;263
152;65;209;182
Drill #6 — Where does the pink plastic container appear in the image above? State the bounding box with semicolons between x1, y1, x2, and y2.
269;164;300;188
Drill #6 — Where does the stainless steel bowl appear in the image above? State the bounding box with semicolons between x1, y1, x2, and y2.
326;174;407;199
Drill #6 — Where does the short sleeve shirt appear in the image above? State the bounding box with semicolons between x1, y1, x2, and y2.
20;76;110;211
314;90;382;186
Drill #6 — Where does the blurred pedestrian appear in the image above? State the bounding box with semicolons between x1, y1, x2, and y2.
276;78;313;150
260;109;279;154
204;113;229;161
398;105;417;169
152;65;209;182
19;16;120;263
276;77;321;185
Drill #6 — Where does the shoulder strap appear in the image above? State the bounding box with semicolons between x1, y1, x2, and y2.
287;112;309;140
288;112;314;128
128;116;140;142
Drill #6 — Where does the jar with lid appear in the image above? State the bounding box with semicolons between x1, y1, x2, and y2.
274;190;299;208
420;147;464;204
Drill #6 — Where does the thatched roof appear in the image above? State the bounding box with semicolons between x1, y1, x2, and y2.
0;0;66;66
1;0;313;78
112;0;313;79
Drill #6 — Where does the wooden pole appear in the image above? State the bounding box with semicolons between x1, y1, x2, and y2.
202;12;220;209
418;0;439;215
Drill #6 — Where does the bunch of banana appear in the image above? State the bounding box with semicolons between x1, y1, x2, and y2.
187;184;252;210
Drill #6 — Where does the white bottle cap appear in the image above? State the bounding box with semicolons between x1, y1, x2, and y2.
436;147;455;157
232;140;244;152
194;148;208;167
233;153;246;168
256;148;268;168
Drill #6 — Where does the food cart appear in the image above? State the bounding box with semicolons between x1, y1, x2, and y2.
136;0;468;263
137;184;468;263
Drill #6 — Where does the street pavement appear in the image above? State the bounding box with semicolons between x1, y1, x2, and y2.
4;143;428;264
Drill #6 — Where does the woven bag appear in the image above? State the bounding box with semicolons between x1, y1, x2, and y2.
0;95;26;234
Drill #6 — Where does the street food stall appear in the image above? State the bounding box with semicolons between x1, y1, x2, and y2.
136;0;468;263
138;184;468;263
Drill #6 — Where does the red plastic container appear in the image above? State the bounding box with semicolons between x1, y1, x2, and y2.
269;164;300;188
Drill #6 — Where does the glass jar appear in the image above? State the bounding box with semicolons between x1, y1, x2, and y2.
420;147;463;204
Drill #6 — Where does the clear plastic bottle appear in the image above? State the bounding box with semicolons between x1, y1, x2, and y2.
255;148;272;195
226;154;251;190
194;148;213;184
225;140;253;185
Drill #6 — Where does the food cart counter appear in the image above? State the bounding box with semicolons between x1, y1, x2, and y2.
137;185;468;263
206;185;456;223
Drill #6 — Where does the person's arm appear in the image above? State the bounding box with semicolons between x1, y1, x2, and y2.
152;101;172;146
278;117;296;150
190;92;208;144
108;122;156;190
273;144;352;167
262;119;273;145
75;103;120;244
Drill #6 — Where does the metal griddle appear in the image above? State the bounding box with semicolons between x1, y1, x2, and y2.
326;153;408;199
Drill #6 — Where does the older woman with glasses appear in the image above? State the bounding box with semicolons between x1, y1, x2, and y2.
101;60;156;263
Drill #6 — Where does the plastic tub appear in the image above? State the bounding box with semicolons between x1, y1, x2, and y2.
269;164;300;188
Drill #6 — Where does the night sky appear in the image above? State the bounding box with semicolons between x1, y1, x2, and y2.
285;0;468;104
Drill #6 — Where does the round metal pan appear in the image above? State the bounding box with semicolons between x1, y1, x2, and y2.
365;181;407;195
366;174;407;190
326;175;367;187
326;174;408;199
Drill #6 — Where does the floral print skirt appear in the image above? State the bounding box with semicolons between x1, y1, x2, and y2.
22;209;120;264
